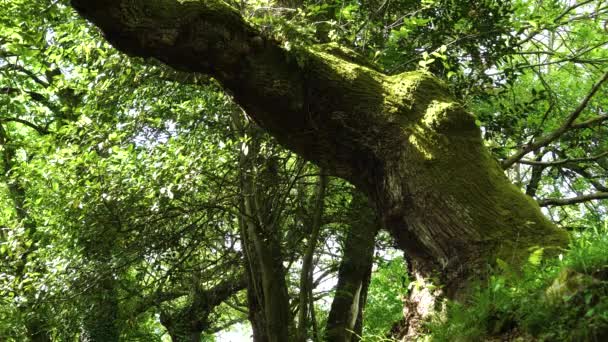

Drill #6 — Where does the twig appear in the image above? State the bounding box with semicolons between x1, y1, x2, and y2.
517;151;608;167
539;192;608;206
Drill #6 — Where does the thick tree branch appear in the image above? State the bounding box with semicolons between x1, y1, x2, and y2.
502;71;608;169
71;0;569;307
539;192;608;207
206;273;247;307
131;290;188;316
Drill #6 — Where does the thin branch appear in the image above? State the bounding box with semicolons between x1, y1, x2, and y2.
538;192;608;206
570;114;608;129
0;63;50;87
563;164;608;192
0;86;61;113
502;71;608;169
486;56;608;76
518;0;598;45
517;151;608;167
0;117;50;135
207;317;248;334
521;57;608;68
553;0;596;23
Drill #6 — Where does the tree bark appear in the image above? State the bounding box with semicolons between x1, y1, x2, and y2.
71;0;570;336
234;114;293;341
159;273;245;342
326;191;378;342
297;171;327;342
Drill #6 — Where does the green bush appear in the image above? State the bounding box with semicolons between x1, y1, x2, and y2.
426;225;608;341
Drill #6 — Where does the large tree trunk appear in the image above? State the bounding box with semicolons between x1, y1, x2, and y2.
71;0;569;336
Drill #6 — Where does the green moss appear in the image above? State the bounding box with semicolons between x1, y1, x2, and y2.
314;43;381;71
307;47;381;83
301;42;567;302
407;127;436;160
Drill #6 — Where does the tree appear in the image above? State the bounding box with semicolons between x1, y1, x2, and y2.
0;2;255;338
325;190;378;342
69;0;594;337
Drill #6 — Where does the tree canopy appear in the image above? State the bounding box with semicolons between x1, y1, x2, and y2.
1;0;607;341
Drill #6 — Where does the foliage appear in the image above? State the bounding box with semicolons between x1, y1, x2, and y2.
363;253;409;338
426;223;608;341
0;0;607;340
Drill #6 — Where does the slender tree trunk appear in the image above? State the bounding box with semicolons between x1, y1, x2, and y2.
80;266;119;342
239;229;270;342
351;272;371;342
326;191;378;342
233;113;292;342
26;318;52;342
297;171;327;342
78;212;121;342
71;0;570;337
190;331;201;342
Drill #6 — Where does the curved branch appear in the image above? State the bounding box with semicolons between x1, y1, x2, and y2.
69;0;416;188
70;0;570;304
0;63;50;87
0;117;50;135
570;114;608;129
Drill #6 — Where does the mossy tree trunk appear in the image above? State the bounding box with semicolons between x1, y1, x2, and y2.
71;0;569;337
326;191;378;342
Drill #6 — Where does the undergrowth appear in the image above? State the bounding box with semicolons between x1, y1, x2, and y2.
426;223;608;341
